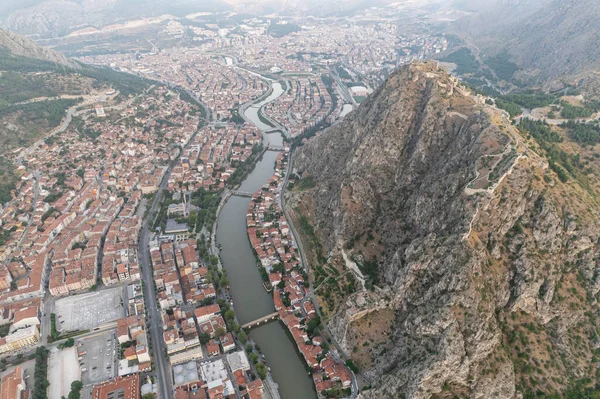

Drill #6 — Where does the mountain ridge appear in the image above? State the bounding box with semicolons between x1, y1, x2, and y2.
451;0;600;84
0;28;78;67
287;62;600;398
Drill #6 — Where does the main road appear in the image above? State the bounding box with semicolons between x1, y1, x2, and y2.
137;95;210;399
138;160;176;399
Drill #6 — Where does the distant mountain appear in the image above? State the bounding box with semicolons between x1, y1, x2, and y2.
0;0;231;38
219;0;394;17
0;0;398;38
0;28;77;67
452;0;600;84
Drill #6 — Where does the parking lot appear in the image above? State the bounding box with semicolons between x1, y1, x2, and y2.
48;347;80;399
54;287;126;331
78;331;119;386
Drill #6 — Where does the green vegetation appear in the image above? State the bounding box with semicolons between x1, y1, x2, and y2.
488;149;518;184
227;144;265;187
0;71;71;104
0;155;16;204
50;313;60;341
0;226;17;247
560;102;593;119
0;48;67;72
67;380;83;399
190;189;220;233
267;23;301;38
443;34;464;47
523;379;600;399
48;312;88;343
58;337;75;350
257;110;275;128
335;65;352;80
80;65;151;97
306;316;321;336
0;323;10;337
495;98;522;118
346;359;360;373
228;108;245;124
44;191;63;204
520;118;563;143
500;92;557;109
561;120;600;144
296;213;325;264
0;98;79;133
292;176;316;191
519;118;582;182
177;89;204;113
484;51;519;81
256;362;268;379
32;346;50;399
322;388;352;398
0;46;150;102
356;256;379;288
439;48;480;75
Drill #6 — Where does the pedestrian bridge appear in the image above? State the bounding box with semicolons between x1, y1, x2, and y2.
231;190;254;198
241;312;280;329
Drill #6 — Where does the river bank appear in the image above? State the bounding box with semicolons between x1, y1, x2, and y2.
212;79;317;398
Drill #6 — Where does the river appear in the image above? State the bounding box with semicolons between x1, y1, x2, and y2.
216;82;316;398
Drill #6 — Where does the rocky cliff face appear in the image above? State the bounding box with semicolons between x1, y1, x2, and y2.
287;62;600;398
0;28;78;68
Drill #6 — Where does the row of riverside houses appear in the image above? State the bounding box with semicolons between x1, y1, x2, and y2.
246;150;353;397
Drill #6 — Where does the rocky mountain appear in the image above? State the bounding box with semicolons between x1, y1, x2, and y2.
287;62;600;398
0;0;230;38
0;0;398;37
219;0;394;17
0;28;78;67
452;0;600;83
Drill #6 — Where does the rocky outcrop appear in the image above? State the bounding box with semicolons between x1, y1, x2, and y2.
0;29;78;68
288;62;600;398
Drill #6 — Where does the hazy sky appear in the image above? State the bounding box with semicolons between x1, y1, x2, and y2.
0;0;501;21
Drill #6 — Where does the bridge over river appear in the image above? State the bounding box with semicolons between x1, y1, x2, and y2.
240;312;280;330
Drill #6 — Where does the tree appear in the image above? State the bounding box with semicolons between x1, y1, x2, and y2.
272;263;285;274
306;316;321;336
249;352;259;364
215;327;226;338
224;309;236;322
238;330;248;344
58;337;75;350
256;362;267;379
220;274;229;288
199;333;211;345
68;380;83;399
33;346;50;399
